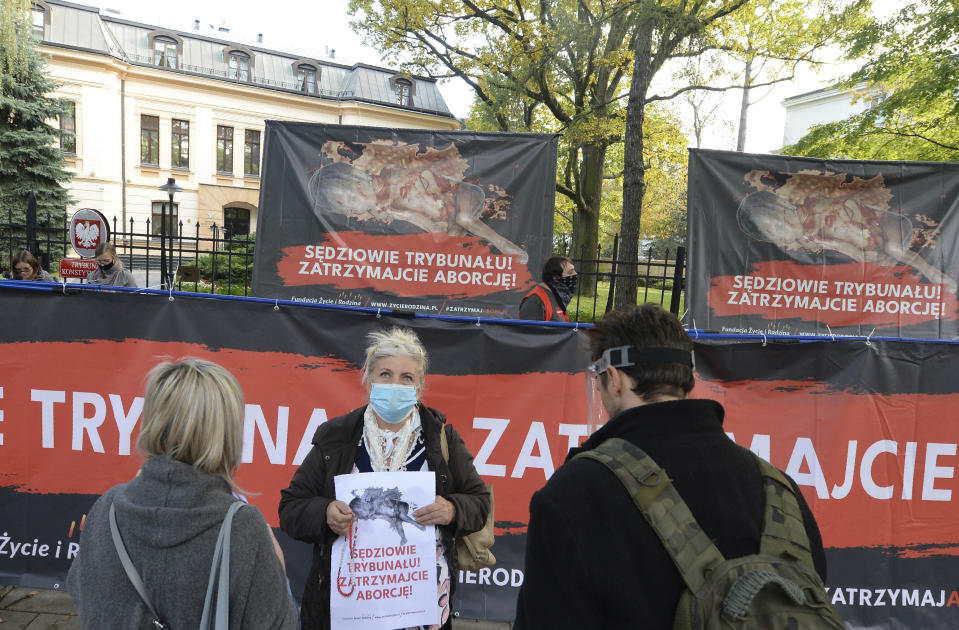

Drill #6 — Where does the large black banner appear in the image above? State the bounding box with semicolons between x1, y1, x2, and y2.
252;123;558;317
1;283;957;627
687;149;959;339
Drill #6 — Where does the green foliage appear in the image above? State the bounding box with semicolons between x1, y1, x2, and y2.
0;23;71;227
197;234;255;290
1;0;31;79
786;0;959;161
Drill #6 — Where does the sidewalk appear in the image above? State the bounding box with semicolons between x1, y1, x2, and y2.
0;586;79;629
0;586;509;629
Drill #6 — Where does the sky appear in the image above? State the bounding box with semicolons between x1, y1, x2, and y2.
92;0;894;154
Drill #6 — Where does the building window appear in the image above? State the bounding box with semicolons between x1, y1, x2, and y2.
228;52;250;82
59;100;76;154
216;125;233;174
151;201;179;236
394;79;412;106
30;4;46;40
140;115;159;165
244;129;260;177
224;206;250;238
153;37;178;68
297;64;316;94
171;119;189;169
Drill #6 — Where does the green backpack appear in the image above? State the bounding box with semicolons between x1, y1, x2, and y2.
574;438;847;629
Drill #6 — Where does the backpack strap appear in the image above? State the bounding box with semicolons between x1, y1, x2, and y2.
752;454;817;571
574;437;724;594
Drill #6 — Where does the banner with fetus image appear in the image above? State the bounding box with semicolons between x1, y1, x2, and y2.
252;122;558;317
687;148;959;339
331;471;438;630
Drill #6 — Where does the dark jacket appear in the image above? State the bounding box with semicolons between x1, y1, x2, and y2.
519;282;569;321
278;404;491;630
67;456;297;630
514;398;826;630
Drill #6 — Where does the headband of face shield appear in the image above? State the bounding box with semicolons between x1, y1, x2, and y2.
585;345;694;435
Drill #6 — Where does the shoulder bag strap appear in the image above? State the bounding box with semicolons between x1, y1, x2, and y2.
199;501;245;630
109;504;169;630
573;437;724;594
752;453;817;570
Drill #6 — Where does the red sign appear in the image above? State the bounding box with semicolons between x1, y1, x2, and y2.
59;258;99;278
69;208;110;258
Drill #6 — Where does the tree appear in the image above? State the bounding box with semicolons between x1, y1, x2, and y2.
0;0;71;230
349;0;638;293
615;0;865;307
786;0;959;161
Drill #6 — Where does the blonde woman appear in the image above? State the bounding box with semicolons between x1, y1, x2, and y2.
67;359;297;629
280;328;491;630
85;242;137;287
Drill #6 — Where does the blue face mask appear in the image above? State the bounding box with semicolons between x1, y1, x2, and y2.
369;383;418;424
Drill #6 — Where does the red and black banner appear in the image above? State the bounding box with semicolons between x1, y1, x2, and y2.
1;284;957;627
252;123;558;317
687;148;959;339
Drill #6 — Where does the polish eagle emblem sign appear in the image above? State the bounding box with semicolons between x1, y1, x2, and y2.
69;208;110;258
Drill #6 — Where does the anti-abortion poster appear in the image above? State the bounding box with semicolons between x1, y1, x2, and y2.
252;122;558;317
2;283;958;628
331;472;437;630
686;148;959;338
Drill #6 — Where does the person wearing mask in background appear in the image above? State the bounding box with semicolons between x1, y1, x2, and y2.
279;327;490;630
518;256;577;321
86;242;137;287
10;250;55;281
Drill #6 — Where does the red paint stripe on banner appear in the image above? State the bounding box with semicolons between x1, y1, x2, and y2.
694;379;959;553
0;340;584;533
707;260;959;328
275;232;533;298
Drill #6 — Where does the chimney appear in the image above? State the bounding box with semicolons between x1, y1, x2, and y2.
330;48;335;59
218;22;229;33
256;33;263;44
194;19;200;30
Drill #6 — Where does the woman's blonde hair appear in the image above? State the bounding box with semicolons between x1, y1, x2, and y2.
362;327;428;388
94;242;123;268
136;358;244;488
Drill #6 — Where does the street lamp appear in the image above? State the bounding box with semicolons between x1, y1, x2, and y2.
157;177;182;288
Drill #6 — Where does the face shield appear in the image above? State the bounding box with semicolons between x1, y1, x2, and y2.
584;345;695;436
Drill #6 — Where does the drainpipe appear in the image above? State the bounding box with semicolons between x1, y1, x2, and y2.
120;78;127;228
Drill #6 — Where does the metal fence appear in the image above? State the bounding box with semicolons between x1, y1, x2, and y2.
558;233;686;322
4;202;684;321
1;204;255;296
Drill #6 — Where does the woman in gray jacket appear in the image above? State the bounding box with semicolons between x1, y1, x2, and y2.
279;327;491;630
67;359;298;629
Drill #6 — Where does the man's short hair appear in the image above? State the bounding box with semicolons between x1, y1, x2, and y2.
542;256;571;283
587;304;694;399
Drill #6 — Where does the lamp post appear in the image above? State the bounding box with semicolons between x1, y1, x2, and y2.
157;177;182;288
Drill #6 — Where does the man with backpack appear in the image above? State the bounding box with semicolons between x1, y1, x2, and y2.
514;304;843;629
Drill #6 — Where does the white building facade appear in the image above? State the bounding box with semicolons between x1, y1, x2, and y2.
33;0;459;242
781;85;873;148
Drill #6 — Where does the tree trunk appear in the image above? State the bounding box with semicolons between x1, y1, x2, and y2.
615;18;654;308
570;143;606;298
737;55;753;152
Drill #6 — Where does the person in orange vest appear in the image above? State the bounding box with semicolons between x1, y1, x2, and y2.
519;256;577;321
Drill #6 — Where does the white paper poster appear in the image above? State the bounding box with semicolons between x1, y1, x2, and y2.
330;471;438;630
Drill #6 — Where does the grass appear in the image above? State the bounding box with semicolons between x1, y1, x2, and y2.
566;281;685;323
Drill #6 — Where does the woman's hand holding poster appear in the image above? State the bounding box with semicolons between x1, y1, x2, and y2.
331;471;438;630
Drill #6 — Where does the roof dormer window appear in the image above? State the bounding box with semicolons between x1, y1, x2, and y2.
154;37;178;68
148;31;183;70
297;64;317;94
30;2;50;40
389;76;415;107
225;48;254;82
